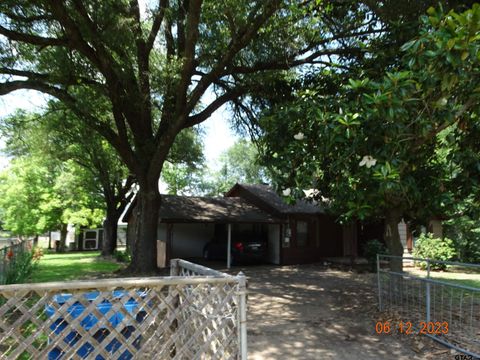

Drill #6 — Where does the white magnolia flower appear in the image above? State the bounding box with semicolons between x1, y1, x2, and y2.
303;188;319;198
359;155;377;168
293;132;305;140
282;188;291;196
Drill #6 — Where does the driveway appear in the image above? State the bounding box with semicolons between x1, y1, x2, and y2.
229;263;455;360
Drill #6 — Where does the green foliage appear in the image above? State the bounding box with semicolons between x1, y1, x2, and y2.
162;138;269;196
203;139;270;196
413;233;456;270
363;239;387;272
1;0;476;271
0;156;104;237
114;250;131;263
444;215;480;263
259;4;480;225
4;247;42;285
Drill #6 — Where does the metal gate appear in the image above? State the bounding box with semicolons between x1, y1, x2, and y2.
377;254;480;358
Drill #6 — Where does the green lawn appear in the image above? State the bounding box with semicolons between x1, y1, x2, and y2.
406;267;480;289
30;251;124;283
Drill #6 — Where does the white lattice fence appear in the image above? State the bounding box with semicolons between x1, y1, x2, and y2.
0;259;247;360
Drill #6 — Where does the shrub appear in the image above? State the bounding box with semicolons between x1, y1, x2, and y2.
114;250;131;263
5;246;43;284
444;216;480;263
413;233;455;270
363;239;387;272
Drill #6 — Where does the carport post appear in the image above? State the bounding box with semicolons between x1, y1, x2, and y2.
227;223;232;269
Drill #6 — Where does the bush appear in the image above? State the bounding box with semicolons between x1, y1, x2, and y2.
413;233;455;270
5;246;43;284
114;250;131;263
363;239;387;272
444;216;480;263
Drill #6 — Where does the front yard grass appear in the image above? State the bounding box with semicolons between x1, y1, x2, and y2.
30;251;124;283
406;267;480;289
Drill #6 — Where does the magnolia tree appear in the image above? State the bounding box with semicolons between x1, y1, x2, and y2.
259;5;480;271
0;1;387;272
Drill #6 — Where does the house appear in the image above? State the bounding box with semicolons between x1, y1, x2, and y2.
123;183;344;267
123;183;439;267
225;184;343;264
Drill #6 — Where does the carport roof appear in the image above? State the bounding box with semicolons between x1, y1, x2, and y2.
158;195;282;223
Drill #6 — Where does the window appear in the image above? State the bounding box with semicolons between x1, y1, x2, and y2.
296;221;308;247
85;231;97;239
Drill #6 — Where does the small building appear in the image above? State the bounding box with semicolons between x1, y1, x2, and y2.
77;228;104;250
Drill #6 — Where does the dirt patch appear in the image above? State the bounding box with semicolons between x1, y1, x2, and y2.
232;263;461;360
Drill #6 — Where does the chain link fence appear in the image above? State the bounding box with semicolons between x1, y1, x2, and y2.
0;258;247;359
377;254;480;358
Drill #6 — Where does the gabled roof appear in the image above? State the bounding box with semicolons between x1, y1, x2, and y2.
225;183;324;215
122;183;324;224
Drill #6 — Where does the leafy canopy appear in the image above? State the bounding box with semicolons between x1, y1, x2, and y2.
259;5;480;224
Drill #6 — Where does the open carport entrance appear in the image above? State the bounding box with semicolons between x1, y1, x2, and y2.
154;196;283;268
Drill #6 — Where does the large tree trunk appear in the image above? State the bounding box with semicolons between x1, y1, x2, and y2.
101;208;119;257
58;223;68;253
384;208;404;272
129;184;161;273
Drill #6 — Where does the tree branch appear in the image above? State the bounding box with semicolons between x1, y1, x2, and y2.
0;79;137;172
413;98;476;150
0;67;104;87
225;47;364;75
146;0;168;55
185;1;281;116
174;0;203;117
183;88;245;128
3;12;53;24
0;25;67;47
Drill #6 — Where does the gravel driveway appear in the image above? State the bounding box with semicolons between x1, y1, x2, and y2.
230;263;456;360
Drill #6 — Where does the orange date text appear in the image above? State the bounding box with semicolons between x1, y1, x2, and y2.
375;321;449;335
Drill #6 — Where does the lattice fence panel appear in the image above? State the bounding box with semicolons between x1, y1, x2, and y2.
0;259;246;360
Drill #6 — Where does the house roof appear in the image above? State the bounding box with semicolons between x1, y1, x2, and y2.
124;195;282;223
159;195;282;223
225;183;325;215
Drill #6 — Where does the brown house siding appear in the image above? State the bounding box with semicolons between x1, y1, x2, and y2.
318;214;343;257
281;214;343;265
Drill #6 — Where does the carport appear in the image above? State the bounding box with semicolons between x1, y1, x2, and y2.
152;195;283;268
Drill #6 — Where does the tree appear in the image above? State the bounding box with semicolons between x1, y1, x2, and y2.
161;139;269;196
258;5;480;271
0;155;104;251
204;139;269;196
0;1;395;272
2;106;205;256
1;108;133;256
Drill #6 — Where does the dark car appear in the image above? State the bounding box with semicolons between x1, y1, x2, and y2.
203;235;267;264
